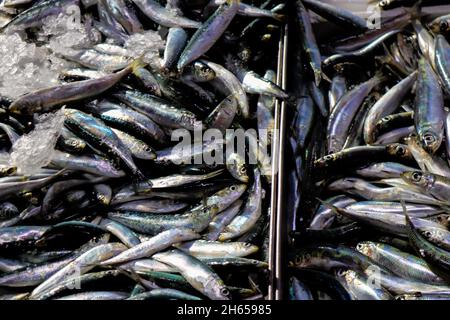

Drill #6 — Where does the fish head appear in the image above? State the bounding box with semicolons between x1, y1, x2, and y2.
226;153;249;183
386;143;412;160
420;131;442;154
188;61;216;82
355;241;377;258
205;279;232;300
9;98;41;115
237;242;259;256
400;171;433;189
314;154;336;168
377;0;391;9
429;18;450;34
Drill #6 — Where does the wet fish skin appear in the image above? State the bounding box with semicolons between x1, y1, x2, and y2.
114;90;200;131
64;109;144;179
309;195;356;230
295;0;322;86
329;74;347;112
100;228;200;265
162;28;188;71
302;0;368;30
114;199;188;214
414;57;445;154
111;128;156;161
335;269;393;300
127;288;202;300
50;151;125;178
99;218;140;248
133;0;201;29
205;199;242;241
206;95;238;132
327;75;384;153
104;0;143;34
435;34;450;97
201;59;249;118
9;59;145;115
99;106;167;145
219;168;262;241
364;72;417;144
356;241;445;285
177;0;239;70
153;249;231;300
29;242;127;299
175;239;258;258
356;162;417;179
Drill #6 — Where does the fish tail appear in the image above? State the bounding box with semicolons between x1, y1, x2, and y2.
132;171;151;192
273;13;286;22
129;55;148;75
316;198;340;215
409;1;423;20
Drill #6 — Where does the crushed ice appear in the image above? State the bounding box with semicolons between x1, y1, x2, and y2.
0;33;69;99
40;4;95;53
0;4;92;99
9;109;66;175
124;30;165;69
0;3;165;99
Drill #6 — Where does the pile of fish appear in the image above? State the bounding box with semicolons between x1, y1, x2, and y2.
287;0;450;300
0;0;288;300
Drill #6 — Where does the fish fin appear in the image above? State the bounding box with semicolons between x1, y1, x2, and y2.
273;14;286;22
132;173;151;193
316;197;346;219
409;1;423;20
129;56;148;75
321;72;332;84
401;200;416;235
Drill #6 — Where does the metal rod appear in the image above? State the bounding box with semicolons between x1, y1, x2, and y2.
275;24;289;301
267;24;286;301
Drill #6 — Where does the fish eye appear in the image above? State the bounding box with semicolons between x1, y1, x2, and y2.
145;146;152;152
336;269;346;277
220;288;230;297
423;133;436;145
394;145;406;155
230;185;236;191
411;171;423;182
379;0;387;7
324;155;333;161
203;208;209;213
440;21;449;31
356;243;364;251
239;167;246;174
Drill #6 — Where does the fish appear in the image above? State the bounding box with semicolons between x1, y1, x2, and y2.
177;0;239;70
152;249;231;300
9;59;146;115
414;58;445;154
132;0;201;29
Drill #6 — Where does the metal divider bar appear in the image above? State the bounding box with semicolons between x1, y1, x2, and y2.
275;24;289;301
268;24;288;300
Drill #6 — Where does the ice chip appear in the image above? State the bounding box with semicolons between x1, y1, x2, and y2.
124;30;165;69
9;109;66;175
40;5;93;52
0;33;70;99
